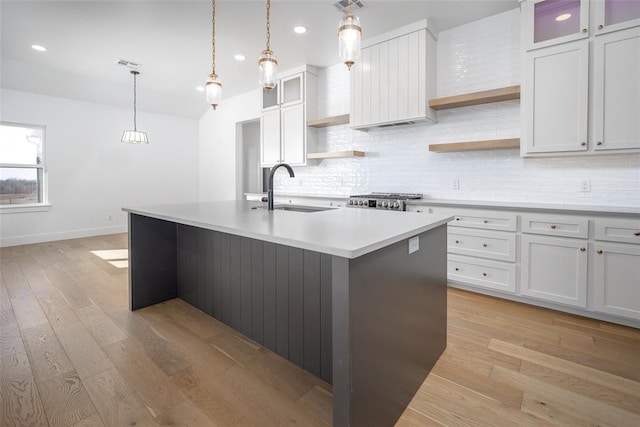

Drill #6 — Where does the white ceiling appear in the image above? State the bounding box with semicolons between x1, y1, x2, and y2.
1;0;519;120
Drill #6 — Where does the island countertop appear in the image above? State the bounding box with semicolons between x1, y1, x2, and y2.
123;200;452;259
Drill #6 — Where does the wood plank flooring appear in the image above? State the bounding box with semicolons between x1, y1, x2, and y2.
1;234;639;426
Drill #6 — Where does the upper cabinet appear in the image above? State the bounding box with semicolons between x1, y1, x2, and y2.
350;20;437;130
521;0;640;156
260;66;317;167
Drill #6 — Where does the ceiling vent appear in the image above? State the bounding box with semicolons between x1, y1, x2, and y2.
334;0;365;13
115;59;141;69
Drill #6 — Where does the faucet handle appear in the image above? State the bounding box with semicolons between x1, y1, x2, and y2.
261;196;268;203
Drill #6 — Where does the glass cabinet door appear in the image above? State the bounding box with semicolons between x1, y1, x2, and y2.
262;83;279;111
595;0;640;35
526;0;589;50
280;73;304;107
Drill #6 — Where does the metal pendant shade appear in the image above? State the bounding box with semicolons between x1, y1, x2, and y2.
206;0;222;109
259;0;277;91
121;70;149;144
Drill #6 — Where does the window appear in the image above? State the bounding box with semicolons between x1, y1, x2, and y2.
0;122;47;209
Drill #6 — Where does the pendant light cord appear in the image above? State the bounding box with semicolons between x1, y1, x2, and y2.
266;0;271;51
132;71;138;131
211;0;216;75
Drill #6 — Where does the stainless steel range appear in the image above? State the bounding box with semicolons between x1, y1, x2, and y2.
347;192;423;211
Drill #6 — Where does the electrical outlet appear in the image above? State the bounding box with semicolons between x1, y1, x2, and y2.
408;236;420;254
452;179;460;190
580;179;591;192
107;214;113;221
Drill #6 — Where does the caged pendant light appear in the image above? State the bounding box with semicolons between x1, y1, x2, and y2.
258;0;277;91
338;0;362;70
205;0;222;109
121;70;149;144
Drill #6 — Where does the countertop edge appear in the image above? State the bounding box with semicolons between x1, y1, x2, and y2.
123;206;452;259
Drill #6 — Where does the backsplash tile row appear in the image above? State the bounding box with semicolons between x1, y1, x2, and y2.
276;9;640;208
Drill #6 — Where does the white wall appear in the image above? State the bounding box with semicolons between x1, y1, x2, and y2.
198;89;261;202
0;89;199;246
274;9;640;208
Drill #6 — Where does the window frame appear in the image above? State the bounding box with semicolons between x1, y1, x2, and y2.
0;121;50;213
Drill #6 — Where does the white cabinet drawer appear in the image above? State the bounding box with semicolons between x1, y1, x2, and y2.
448;228;516;262
448;255;516;293
594;218;640;244
522;214;589;239
449;209;517;232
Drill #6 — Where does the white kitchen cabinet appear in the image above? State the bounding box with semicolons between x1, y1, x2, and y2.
523;0;589;51
522;40;589;154
448;228;517;262
521;234;588;308
594;242;640;320
521;214;589;238
448;254;517;293
350;20;436;129
260;66;317;167
593;26;640;151
521;0;640;157
594;217;640;244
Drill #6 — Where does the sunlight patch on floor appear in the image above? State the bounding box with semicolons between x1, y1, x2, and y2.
91;249;128;268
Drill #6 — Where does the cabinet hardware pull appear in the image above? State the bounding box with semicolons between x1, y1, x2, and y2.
582;28;587;33
455;267;459;271
580;247;586;252
482;273;487;276
597;250;603;254
634;231;640;236
597;141;602;146
455;240;460;244
483;220;488;223
483;243;488;247
455;217;460;221
597;24;603;29
581;141;586;146
550;225;556;229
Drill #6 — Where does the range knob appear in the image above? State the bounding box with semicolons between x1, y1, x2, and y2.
377;201;383;207
382;201;389;208
348;199;353;205
359;200;365;206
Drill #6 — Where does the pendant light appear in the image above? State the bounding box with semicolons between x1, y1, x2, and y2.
338;0;362;70
205;0;222;109
121;70;149;144
258;0;277;91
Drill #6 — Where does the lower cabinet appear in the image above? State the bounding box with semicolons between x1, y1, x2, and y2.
594;242;640;320
448;254;516;293
520;235;588;308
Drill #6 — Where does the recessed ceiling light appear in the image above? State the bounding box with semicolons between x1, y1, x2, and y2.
555;13;572;21
31;44;46;52
196;86;205;92
234;54;246;61
294;26;308;34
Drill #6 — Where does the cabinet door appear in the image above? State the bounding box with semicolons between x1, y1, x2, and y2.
280;73;304;107
522;40;589;155
521;235;588;307
593;26;640;151
524;0;589;50
260;110;281;167
594;242;640;320
262;83;279;111
593;0;640;35
281;104;306;166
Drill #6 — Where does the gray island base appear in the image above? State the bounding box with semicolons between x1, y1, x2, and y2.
125;201;450;426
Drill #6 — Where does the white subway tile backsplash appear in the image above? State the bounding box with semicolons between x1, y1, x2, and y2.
276;9;640;208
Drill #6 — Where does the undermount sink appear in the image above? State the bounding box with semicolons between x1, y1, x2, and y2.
252;204;336;213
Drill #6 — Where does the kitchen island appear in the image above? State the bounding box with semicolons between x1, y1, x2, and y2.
123;201;452;427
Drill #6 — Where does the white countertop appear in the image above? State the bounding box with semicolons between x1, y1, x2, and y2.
123;201;452;259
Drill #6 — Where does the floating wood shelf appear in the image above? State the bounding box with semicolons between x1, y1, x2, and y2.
307;114;350;128
429;85;520;110
429;138;520;152
307;150;365;159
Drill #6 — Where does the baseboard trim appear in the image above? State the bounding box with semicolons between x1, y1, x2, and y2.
1;225;128;247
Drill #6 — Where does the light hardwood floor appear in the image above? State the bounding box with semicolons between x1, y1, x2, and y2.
1;233;639;426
